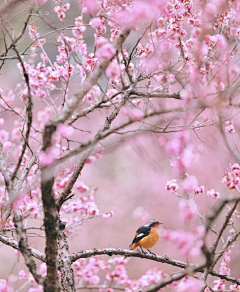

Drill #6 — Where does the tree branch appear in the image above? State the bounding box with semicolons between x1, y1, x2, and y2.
70;248;240;285
0;232;45;262
58;220;75;292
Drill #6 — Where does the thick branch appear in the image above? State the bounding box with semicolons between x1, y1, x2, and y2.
0;232;45;262
58;221;75;292
70;248;240;285
13;213;43;285
41;170;59;292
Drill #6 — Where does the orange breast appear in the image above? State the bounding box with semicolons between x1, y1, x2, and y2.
138;227;159;249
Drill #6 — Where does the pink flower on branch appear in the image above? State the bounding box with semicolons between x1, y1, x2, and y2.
38;146;61;167
165;179;179;194
96;43;116;60
207;189;220;199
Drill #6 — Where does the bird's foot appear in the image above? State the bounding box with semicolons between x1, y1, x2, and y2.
147;249;156;256
140;247;147;255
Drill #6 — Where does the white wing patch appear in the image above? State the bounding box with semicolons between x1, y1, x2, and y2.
135;233;145;239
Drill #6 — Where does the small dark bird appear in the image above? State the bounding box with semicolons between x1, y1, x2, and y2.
129;219;162;254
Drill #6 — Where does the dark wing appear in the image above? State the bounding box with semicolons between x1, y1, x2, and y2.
130;226;151;246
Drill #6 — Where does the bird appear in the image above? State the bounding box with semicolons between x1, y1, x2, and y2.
129;219;162;255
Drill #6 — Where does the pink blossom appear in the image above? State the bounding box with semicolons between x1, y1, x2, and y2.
82;0;98;14
57;124;74;138
62;3;70;11
207;189;220;199
39;263;47;277
54;5;69;20
230;284;240;291
213;278;226;291
215;34;227;49
29;25;39;40
103;211;114;219
165;179;179;193
176;278;204;292
225;121;235;134
90;18;102;29
75;181;89;193
223;163;240;190
96;43;116;60
0;279;12;292
95;37;108;47
194;185;204;195
89;275;100;285
19;270;27;280
106;60;121;79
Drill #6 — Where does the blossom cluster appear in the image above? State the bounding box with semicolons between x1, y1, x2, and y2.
222;163;240;190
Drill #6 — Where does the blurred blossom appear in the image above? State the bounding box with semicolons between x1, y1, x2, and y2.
176;277;204;292
0;130;9;143
122;107;144;121
95;36;109;47
96;43;116;60
106;60;121;79
162;229;202;258
132;206;150;222
90;17;102;29
57;124;74;138
39;263;47;277
182;175;198;193
38;146;61;167
0;279;13;292
165;139;184;156
230;284;240;291
178;199;198;221
82;0;98;14
34;0;48;3
18;270;27;280
28;286;43;292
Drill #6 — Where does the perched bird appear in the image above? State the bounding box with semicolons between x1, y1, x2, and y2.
129;219;162;254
